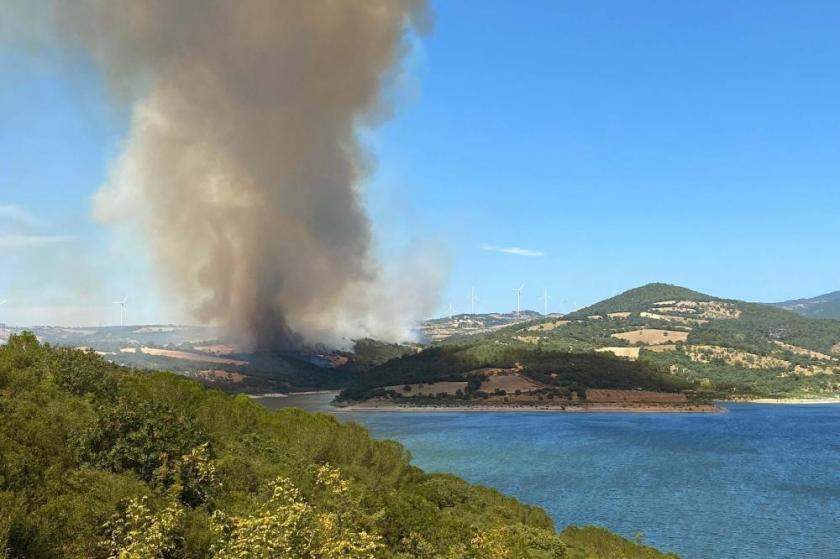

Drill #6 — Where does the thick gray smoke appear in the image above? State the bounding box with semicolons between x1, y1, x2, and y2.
13;1;443;348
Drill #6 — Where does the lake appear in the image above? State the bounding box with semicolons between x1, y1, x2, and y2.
256;396;840;559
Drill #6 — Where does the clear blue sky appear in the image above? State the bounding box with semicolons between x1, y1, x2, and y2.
2;1;840;326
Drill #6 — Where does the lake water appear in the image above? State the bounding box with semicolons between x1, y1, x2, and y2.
257;396;840;559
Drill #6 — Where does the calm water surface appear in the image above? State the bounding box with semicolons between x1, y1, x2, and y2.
258;397;840;559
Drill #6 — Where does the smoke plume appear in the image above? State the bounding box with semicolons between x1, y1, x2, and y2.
17;1;441;348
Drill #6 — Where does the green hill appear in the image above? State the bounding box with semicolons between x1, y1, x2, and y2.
412;283;840;400
0;332;675;558
569;283;714;317
341;346;690;402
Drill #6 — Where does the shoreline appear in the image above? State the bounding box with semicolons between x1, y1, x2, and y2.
341;403;723;414
247;390;341;399
725;398;840;405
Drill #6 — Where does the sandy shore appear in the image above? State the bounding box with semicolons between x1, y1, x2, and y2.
730;398;840;405
342;403;722;414
248;390;341;398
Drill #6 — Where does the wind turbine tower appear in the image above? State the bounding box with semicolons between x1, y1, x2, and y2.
469;287;479;315
448;302;455;318
540;288;551;315
513;285;524;316
113;297;128;327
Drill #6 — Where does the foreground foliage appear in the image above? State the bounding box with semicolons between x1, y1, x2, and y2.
0;333;676;558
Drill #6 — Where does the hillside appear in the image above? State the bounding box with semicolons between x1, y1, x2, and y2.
421;311;542;342
772;290;840;320
0;333;676;558
339;345;697;410
419;283;840;400
568;284;715;318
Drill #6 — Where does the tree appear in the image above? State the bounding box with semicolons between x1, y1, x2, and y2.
80;399;207;483
210;465;382;559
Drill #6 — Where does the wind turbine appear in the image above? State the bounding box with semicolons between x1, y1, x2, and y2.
112;297;128;327
513;285;524;315
540;288;551;315
448;302;455;318
469;287;479;315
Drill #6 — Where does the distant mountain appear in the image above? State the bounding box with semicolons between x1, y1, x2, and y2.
421;310;542;341
771;291;840;320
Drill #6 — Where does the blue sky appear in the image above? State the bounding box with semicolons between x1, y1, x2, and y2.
2;1;840;325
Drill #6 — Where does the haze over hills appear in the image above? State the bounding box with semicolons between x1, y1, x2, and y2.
4;282;839;401
771;290;840;320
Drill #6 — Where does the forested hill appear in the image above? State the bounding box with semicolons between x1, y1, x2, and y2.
0;332;676;558
567;283;716;318
341;346;690;403
404;283;840;400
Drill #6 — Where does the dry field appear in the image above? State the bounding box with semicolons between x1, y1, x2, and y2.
639;312;707;326
481;372;543;394
772;341;835;361
194;344;241;355
140;347;248;366
595;347;641;360
526;320;569;332
607;312;632;319
611;328;689;345
385;381;468;396
685;345;789;369
514;335;541;344
586;389;688;404
651;300;741;320
646;344;677;353
792;364;839;377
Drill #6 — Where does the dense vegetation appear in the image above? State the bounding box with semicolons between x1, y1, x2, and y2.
641;347;837;398
0;333;676;558
340;339;419;371
688;302;840;355
340;346;689;402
